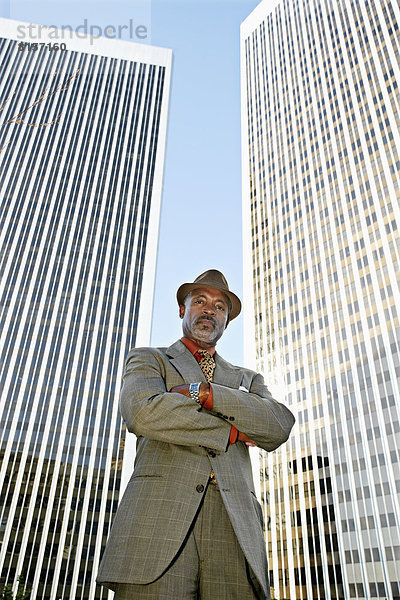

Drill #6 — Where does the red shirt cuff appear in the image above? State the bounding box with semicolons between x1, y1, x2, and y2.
229;425;239;444
201;385;213;410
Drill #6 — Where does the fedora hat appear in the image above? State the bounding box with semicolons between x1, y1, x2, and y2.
176;269;241;320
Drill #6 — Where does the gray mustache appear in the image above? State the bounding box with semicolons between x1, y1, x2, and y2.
196;316;216;326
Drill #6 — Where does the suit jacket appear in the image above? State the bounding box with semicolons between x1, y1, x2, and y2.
97;340;295;596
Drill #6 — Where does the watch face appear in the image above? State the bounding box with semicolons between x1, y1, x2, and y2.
189;383;200;401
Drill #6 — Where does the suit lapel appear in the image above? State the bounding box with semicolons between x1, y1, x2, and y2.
214;353;242;390
166;340;207;383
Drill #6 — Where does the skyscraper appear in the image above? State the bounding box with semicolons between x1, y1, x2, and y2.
241;1;400;599
0;18;171;599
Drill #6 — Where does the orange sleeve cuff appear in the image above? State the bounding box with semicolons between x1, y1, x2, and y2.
229;425;239;444
202;385;213;411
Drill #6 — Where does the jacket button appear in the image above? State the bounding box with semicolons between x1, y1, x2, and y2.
208;450;216;457
229;416;235;421
196;484;205;493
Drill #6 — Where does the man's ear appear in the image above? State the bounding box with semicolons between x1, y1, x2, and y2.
179;305;185;319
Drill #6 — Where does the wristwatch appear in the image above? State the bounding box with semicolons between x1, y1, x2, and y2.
189;382;201;406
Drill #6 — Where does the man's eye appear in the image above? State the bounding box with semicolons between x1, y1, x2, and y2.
194;299;203;304
217;306;225;311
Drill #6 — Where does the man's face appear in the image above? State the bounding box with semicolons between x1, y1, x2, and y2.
179;286;229;347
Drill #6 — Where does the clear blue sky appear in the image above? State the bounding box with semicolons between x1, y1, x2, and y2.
150;0;260;365
3;0;261;365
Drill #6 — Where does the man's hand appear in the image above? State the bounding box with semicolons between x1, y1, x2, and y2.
170;383;210;404
238;431;257;447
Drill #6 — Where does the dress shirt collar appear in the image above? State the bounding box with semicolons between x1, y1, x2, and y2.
180;337;216;357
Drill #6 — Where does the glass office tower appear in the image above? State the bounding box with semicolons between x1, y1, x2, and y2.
0;18;171;599
241;1;400;599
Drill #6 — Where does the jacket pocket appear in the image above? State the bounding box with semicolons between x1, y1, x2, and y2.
131;473;163;479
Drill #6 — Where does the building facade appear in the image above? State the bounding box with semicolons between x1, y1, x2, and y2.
241;1;400;599
0;19;171;599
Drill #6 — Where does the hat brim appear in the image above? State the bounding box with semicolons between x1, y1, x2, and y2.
176;283;241;320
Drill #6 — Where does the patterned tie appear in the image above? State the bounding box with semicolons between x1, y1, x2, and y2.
197;350;217;485
197;350;215;383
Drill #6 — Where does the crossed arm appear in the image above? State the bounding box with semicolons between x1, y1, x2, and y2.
170;383;257;446
120;348;295;453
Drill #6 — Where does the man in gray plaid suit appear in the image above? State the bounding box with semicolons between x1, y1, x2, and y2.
97;270;295;599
